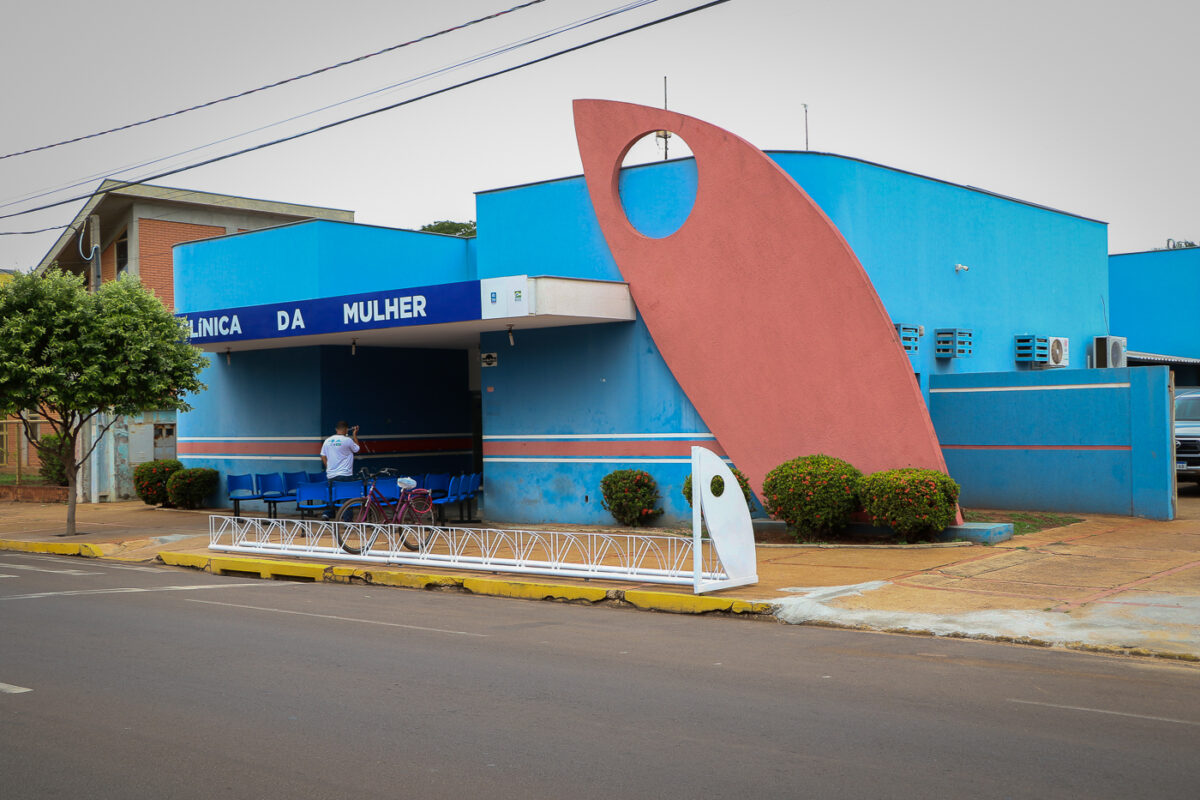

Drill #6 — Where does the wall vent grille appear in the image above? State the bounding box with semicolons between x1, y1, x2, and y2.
935;328;973;358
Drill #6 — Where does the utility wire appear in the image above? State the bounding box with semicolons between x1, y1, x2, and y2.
0;0;655;215
0;224;74;235
0;0;548;162
0;0;732;225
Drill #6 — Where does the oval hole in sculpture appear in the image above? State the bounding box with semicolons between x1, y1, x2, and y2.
618;131;696;239
709;474;725;497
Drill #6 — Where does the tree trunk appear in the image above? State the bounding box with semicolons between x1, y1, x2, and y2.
63;445;78;536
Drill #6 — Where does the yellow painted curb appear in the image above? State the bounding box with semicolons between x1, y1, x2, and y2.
367;570;464;590
462;576;609;603
158;552;212;570
1;539;91;557
623;590;770;615
209;556;327;581
730;599;775;615
80;543;117;558
329;566;367;583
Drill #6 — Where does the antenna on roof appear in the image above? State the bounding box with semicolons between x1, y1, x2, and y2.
656;75;671;161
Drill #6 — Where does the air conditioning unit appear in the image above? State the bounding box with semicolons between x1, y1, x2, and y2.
1093;335;1127;368
1043;336;1069;368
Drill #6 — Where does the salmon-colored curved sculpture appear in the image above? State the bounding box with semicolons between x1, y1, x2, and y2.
573;99;951;500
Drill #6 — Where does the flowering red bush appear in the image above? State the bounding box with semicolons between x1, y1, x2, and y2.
763;454;861;539
165;468;219;510
858;468;959;541
133;459;182;506
600;469;664;527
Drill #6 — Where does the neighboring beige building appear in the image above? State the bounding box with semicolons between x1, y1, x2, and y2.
10;182;353;500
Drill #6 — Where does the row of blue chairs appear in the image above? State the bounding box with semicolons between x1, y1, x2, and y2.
437;472;483;522
227;471;483;520
227;471;323;518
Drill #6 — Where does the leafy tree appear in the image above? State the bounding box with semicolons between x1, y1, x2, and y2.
419;219;476;238
0;269;208;534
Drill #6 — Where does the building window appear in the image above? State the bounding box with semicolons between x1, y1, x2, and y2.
115;231;129;276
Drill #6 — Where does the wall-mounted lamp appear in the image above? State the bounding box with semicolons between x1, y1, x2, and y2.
507;324;515;347
955;263;970;273
351;338;357;356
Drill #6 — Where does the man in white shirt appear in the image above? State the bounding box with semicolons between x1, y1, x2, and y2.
320;421;360;519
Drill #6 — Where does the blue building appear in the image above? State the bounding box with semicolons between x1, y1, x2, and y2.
174;140;1173;521
1110;247;1200;385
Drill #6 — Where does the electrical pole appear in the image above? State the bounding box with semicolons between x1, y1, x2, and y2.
88;214;101;291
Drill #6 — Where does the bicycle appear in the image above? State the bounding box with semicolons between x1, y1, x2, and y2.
334;468;435;554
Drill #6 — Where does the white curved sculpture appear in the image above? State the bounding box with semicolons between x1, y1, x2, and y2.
692;446;759;593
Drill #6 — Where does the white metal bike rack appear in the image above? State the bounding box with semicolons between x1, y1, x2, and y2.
208;447;758;593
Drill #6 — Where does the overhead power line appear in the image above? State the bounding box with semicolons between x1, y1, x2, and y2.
0;0;656;216
0;0;732;226
0;225;76;235
0;0;548;162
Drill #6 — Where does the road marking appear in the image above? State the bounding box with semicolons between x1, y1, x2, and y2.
0;682;33;694
186;599;488;637
0;563;105;576
1008;699;1200;727
0;583;280;600
1;554;163;573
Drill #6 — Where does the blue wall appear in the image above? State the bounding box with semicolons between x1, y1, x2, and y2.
480;318;719;526
178;345;472;513
476;153;1110;394
1110;248;1200;360
174;220;475;313
929;367;1174;519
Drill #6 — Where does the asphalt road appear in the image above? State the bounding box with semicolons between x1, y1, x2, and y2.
2;551;1198;799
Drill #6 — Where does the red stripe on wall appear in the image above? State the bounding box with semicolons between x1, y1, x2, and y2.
360;438;473;454
481;440;727;458
178;442;316;455
178;437;472;456
940;444;1132;451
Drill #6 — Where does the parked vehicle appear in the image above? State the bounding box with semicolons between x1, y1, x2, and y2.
1175;389;1200;481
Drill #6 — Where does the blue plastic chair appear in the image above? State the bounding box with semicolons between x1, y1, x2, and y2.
425;473;451;501
458;472;482;522
375;477;400;503
227;474;264;517
282;471;309;493
431;475;460;523
296;482;332;519
256;472;294;519
331;480;364;504
307;471;326;484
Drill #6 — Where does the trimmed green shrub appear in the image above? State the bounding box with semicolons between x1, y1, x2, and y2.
682;467;753;508
36;433;69;486
600;469;664;527
763;454;861;538
858;468;960;541
166;467;219;510
133;459;183;506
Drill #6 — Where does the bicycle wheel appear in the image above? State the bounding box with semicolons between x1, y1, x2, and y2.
398;503;433;551
335;498;383;554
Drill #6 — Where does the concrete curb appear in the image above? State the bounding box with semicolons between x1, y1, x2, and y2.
152;551;773;616
0;538;113;558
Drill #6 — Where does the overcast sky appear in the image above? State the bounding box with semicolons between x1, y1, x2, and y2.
2;0;1196;270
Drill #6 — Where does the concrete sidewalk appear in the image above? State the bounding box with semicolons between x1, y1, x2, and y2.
3;498;1199;662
